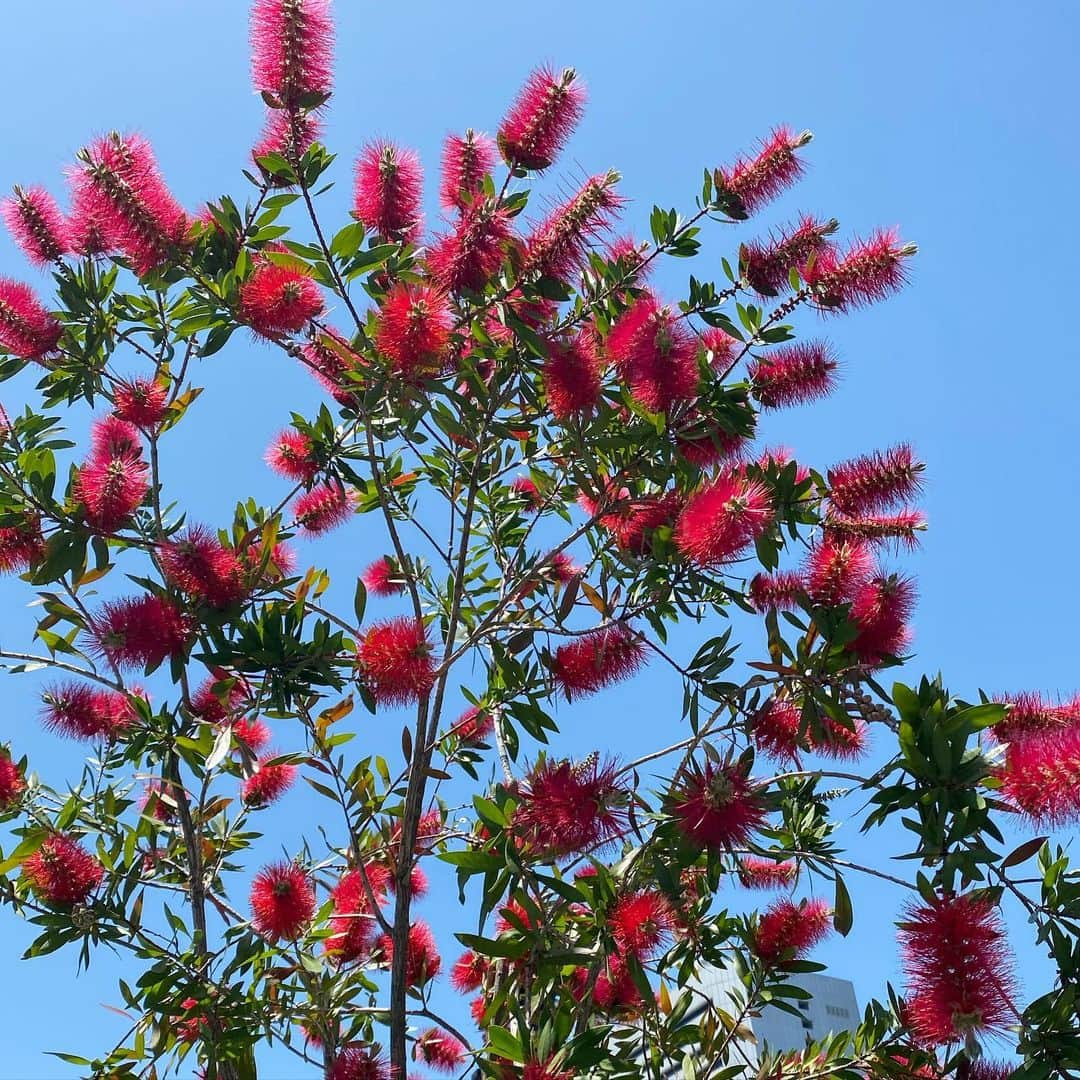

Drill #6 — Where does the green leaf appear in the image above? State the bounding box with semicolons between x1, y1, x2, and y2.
353;578;367;627
833;874;853;936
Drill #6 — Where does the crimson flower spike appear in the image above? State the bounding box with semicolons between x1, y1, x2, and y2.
742;215;838;296
1;185;71;266
827;443;924;517
804;227;918;311
715;126;813;217
352;140;423;243
440;130;497;210
0;278;63;361
498;66;586;172
250;0;334;109
749;341;839;409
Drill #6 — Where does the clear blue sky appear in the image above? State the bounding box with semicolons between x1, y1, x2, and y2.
2;2;1079;1077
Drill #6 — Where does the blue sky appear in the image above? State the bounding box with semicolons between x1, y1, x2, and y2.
1;1;1079;1077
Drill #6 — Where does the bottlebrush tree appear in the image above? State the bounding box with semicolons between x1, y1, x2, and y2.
0;3;1078;1080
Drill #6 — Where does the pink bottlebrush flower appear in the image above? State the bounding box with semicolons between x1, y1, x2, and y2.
233;717;272;753
390;807;443;857
440;130;496;210
454;706;494;744
544;334;603;420
2;186;71;266
250;0;333;106
71;133;188;275
266;429;318;481
392;863;429;899
815;715;870;759
0;278;63;360
521;171;623;281
22;834;104;906
375;920;441;987
752;698;803;762
414;1028;467;1074
469;994;488;1025
293;482;352;535
749;571;806;612
828;444;923;517
999;723;1080;824
549;550;583;583
738;856;798;890
674;474;773;567
191;668;251;722
511;755;630;859
252;108;322;173
176;997;206;1044
899;894;1017;1046
240;260;324;337
992;691;1080;743
0;748;25;810
158;525;246;607
608;295;700;413
326;863;391;964
250;861;315;941
826;509;927;550
353;141;423;243
511;477;543;511
356;617;438;706
41;683;136;741
743;215;838;296
90;415;142;458
717;126;812;215
241;755;296;807
450;950;488;993
75;445;149;533
551;624;646;701
804;228;916;311
572;953;642;1014
599;490;681;553
606;235;651;283
609;890;674;959
427;200;513;292
967;1065;1016;1080
804;537;874;606
113;378;168;428
329;1045;390;1080
302;328;367;404
755;444;811;485
375;282;453;380
669;759;767;851
362;556;404;596
140;780;177;823
675;411;747;470
524;1061;575;1080
753;896;832;964
700;326;738;371
87;594;190;671
497;66;585;171
749;341;838;409
0;515;45;575
495;898;537;934
849;573;916;664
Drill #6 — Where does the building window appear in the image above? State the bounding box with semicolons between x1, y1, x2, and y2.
801;1017;813;1030
797;1001;810;1012
825;1005;850;1018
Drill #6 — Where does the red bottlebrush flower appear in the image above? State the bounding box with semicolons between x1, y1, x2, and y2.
233;717;272;753
250;0;333;107
428;200;513;293
266;429;317;481
176;997;205;1044
113;378;168;428
0;748;26;810
606;235;651;283
241;755;296;806
899;894;1017;1046
700;326;738;371
495;898;537;935
356;617;438;706
252;108;322;178
22;834;103;906
717;126;811;216
967;1064;1016;1080
90;414;142;458
0;278;63;360
804;537;874;606
549;550;583;583
609;891;674;959
0;514;44;574
743;215;838;297
440;130;497;210
738;856;798;890
670;759;767;851
293;482;351;535
675;411;747;470
362;556;404;596
375;282;452;380
498;66;585;171
828;444;923;517
815;715;869;759
599;490;681;553
158;525;246;607
454;706;494;744
191;668;251;722
524;1061;575;1080
302;328;367;404
414;1028;467;1074
450;950;488;993
240;260;324;337
749;341;838;409
353;141;423;243
87;594;190;671
512;755;629;859
140;780;177;823
674;474;773;567
326;863;391;963
749;571;806;612
250;861;315;940
71;133;188;275
376;921;441;987
391;807;444;857
511;477;543;511
608;295;699;413
329;1045;390;1080
2;186;71;266
551;624;646;701
752;698;804;762
753;896;832;964
992;691;1080;743
522;172;623;281
805;228;916;311
572;954;643;1013
544;334;603;420
849;573;916;664
41;683;135;741
469;994;488;1025
826;509;927;551
998;723;1080;824
75;447;149;533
